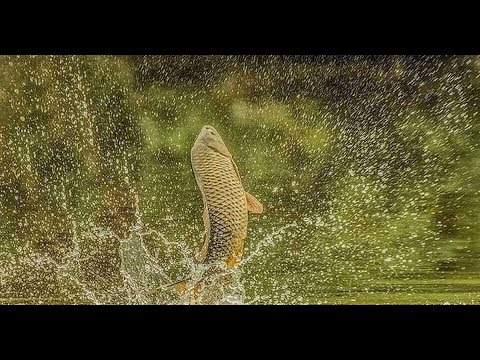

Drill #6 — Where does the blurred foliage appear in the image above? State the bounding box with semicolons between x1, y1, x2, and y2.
1;55;480;303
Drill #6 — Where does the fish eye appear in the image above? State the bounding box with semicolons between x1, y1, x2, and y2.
209;130;215;135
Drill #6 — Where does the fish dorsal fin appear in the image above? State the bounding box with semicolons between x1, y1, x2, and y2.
246;192;263;213
230;156;242;182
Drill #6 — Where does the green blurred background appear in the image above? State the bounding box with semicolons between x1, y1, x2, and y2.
1;55;480;304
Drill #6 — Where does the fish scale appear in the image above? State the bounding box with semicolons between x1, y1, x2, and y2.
192;144;248;263
166;125;262;300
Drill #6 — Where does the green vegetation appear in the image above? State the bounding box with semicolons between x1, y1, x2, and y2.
0;55;479;303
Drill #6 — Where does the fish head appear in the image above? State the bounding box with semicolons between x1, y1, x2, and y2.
193;125;233;159
195;125;226;146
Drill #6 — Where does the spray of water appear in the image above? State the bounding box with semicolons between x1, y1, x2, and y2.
2;56;480;304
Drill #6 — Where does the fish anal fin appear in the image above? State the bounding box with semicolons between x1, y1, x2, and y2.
226;244;244;268
226;256;238;268
246;192;263;213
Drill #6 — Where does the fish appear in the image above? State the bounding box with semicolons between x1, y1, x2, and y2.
192;124;263;265
167;125;263;298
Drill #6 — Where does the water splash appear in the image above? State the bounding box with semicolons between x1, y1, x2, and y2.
2;56;480;304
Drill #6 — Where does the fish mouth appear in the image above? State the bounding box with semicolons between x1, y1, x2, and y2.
202;125;216;132
196;125;217;139
194;125;210;141
194;125;221;145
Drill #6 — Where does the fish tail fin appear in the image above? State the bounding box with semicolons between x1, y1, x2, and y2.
165;277;191;293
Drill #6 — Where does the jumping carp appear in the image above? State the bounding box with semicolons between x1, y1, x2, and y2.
192;124;263;264
168;125;263;296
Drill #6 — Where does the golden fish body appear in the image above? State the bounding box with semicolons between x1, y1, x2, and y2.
191;125;263;266
166;125;262;302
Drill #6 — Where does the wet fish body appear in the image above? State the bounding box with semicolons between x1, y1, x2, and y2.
191;125;263;266
167;125;263;301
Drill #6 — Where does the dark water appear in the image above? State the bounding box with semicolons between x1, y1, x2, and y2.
1;55;480;304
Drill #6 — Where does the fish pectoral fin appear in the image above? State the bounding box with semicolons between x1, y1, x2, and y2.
246;192;263;213
165;277;191;293
196;206;210;262
196;242;208;262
